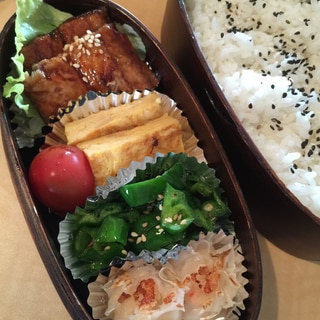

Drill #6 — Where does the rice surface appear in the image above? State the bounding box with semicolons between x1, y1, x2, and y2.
185;0;320;217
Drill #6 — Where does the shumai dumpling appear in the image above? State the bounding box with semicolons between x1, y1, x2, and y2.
87;259;185;320
161;230;249;320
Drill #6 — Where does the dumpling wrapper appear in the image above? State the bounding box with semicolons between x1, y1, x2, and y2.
87;259;185;320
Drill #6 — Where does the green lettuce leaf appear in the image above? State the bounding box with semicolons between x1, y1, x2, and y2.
3;0;72;147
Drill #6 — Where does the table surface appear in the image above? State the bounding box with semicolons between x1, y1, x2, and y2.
1;0;319;319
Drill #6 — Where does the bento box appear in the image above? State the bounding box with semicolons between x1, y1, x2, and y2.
161;0;320;261
0;0;262;319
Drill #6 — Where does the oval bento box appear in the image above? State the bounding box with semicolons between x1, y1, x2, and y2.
0;0;262;319
161;0;320;261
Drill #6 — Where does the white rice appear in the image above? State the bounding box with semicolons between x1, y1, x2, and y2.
185;0;320;217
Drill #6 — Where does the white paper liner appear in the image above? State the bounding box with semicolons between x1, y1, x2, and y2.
87;230;249;320
43;89;205;163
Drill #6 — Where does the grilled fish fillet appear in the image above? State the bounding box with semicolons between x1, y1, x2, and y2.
21;9;109;71
24;57;90;121
23;9;159;122
65;92;165;145
76;114;184;186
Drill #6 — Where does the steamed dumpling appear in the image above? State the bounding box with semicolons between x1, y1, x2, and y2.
161;231;248;320
87;259;185;320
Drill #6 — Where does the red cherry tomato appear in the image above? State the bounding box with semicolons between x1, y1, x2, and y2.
29;145;95;217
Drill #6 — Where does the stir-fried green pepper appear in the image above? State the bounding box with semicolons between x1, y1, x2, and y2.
96;216;129;246
193;189;230;231
72;163;229;266
129;209;185;252
160;183;194;234
61;153;232;282
77;202;129;226
74;226;98;255
190;180;214;198
79;242;126;278
74;225;127;273
119;163;185;207
71;201;132;278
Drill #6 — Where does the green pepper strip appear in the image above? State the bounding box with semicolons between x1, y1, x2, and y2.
160;183;194;234
74;226;98;256
79;242;126;270
95;216;129;246
193;189;230;231
77;202;129;227
130;210;185;252
119;163;184;207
